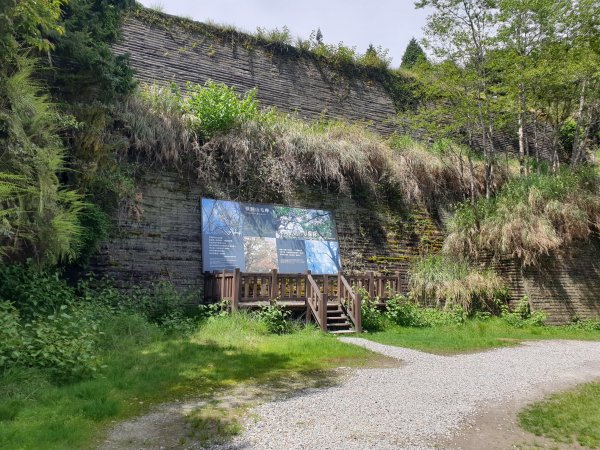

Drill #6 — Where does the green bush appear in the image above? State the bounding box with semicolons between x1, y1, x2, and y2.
0;266;77;318
0;302;22;369
385;295;430;327
76;203;112;263
256;302;293;334
198;301;229;321
501;296;547;328
0;300;100;381
82;279;193;324
0;265;198;380
184;80;261;139
567;316;600;331
384;295;467;328
360;297;386;332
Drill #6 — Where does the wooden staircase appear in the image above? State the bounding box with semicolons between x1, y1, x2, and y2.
326;304;355;334
306;273;362;334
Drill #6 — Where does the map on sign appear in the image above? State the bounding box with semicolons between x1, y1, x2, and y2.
201;198;341;274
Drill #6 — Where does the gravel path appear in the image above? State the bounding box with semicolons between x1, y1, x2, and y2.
215;338;600;450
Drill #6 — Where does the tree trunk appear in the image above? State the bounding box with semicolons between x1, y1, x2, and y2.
518;85;527;176
468;155;476;204
571;78;588;167
533;114;540;174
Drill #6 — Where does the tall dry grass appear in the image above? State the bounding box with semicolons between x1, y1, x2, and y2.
409;255;507;312
118;82;510;206
444;167;600;266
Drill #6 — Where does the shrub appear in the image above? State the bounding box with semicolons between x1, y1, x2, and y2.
184;81;261;140
0;300;100;381
82;279;193;324
0;302;22;369
0;265;77;318
501;297;546;328
256;302;293;334
198;301;229;321
76;203;112;263
567;316;600;331
356;45;391;70
255;26;293;47
385;295;430;327
409;255;507;313
360;296;386;332
384;295;467;328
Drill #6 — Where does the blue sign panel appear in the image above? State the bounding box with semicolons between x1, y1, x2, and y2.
201;199;341;274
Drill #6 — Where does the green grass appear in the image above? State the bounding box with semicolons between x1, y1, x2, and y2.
519;381;600;448
364;318;600;354
0;313;378;450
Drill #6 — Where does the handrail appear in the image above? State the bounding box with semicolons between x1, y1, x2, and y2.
339;274;362;333
306;273;326;331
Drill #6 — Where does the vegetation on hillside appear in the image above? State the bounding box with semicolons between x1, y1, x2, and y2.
410;0;599;196
444;167;600;265
120;81;509;207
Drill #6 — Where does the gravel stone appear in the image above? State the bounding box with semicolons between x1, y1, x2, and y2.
213;338;600;450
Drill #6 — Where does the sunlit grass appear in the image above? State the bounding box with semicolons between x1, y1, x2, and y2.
0;313;376;450
365;318;600;354
519;381;600;448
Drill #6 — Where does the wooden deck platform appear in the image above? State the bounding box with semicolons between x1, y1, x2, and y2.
204;270;403;333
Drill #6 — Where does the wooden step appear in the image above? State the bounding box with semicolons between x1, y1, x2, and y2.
329;329;356;335
327;316;348;323
328;321;352;329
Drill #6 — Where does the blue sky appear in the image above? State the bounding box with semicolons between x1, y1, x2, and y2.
138;0;430;66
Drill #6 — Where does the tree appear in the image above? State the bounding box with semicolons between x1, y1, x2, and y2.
495;0;567;174
315;28;323;44
49;0;136;103
564;0;600;166
0;0;67;64
415;0;502;198
400;37;427;68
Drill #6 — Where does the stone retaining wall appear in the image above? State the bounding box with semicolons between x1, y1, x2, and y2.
523;237;600;324
96;11;600;321
93;173;444;300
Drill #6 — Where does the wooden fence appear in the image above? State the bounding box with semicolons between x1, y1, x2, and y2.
204;269;404;332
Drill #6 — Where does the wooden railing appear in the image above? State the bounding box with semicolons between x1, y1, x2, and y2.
204;269;403;332
306;273;327;330
338;274;362;333
345;271;403;301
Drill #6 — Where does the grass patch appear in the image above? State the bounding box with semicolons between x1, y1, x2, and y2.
0;313;376;450
187;404;244;445
519;382;600;448
364;318;600;354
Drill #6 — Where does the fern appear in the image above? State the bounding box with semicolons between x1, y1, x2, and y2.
0;58;86;265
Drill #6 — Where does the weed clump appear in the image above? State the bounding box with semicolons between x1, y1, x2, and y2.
445;167;600;266
409;255;507;312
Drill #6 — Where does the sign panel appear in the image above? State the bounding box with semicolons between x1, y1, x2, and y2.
201;199;341;274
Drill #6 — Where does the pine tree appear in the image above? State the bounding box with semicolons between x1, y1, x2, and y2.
400;38;426;68
315;28;323;44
